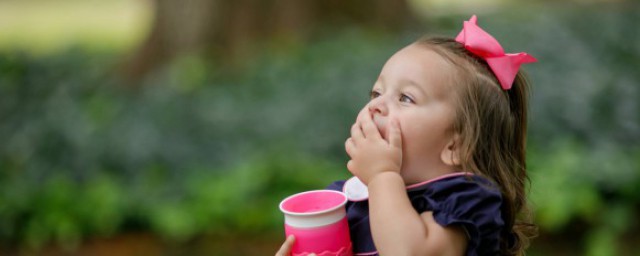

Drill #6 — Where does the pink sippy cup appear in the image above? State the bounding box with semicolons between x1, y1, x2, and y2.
279;190;352;256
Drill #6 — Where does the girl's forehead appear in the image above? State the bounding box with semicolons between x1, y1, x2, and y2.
378;45;456;98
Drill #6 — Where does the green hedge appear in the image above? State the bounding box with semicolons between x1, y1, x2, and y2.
0;30;394;249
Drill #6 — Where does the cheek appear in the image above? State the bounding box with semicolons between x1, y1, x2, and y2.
399;116;452;151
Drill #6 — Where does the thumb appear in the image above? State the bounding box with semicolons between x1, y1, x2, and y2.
389;119;402;148
276;235;295;256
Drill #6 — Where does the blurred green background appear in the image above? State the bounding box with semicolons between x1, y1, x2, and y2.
1;0;639;255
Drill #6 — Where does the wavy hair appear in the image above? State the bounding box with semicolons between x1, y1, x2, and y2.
415;37;537;255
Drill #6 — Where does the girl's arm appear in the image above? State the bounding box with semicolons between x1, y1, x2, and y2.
368;172;468;256
346;108;467;255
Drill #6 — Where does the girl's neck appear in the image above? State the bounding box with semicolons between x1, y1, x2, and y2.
402;163;458;186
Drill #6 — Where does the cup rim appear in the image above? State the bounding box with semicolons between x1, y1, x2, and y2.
279;190;347;216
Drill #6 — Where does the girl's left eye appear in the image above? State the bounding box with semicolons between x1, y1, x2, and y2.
400;94;414;103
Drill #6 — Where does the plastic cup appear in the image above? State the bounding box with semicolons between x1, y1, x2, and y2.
279;190;352;256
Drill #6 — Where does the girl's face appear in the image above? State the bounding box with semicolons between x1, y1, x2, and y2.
367;44;458;184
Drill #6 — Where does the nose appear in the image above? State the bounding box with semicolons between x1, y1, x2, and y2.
368;95;389;139
368;95;388;116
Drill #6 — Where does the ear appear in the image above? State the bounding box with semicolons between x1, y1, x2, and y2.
441;133;461;166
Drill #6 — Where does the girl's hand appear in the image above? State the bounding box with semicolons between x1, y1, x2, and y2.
275;235;295;256
345;107;402;185
275;235;318;256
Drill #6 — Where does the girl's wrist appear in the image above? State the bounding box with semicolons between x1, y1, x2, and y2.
368;171;405;190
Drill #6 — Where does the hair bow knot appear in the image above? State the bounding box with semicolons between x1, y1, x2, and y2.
455;15;536;90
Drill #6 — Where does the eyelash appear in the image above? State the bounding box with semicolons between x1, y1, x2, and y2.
369;90;415;104
370;90;381;99
400;94;414;103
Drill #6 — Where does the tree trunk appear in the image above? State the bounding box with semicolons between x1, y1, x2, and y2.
123;0;414;81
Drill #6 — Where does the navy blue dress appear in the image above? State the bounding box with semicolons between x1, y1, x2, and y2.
326;173;505;256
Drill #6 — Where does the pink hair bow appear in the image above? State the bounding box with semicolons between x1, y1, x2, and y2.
455;15;537;90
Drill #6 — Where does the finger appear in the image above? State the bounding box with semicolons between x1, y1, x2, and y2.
345;138;355;157
350;123;364;141
353;107;370;138
347;160;356;174
360;110;381;139
389;119;402;148
355;106;369;123
275;235;295;256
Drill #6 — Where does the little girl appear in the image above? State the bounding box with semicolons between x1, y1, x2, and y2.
277;15;537;256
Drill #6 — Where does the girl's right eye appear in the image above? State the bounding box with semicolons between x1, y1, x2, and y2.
370;90;381;99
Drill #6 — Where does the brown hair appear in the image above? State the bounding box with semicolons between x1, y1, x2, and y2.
415;37;537;255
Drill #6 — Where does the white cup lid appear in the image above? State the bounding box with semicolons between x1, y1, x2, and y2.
344;176;369;201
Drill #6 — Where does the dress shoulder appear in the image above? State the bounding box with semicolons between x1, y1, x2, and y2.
409;175;504;256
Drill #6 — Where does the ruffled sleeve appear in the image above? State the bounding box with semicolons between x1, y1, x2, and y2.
409;175;504;256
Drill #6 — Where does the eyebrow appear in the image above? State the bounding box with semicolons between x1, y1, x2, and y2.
376;75;429;98
400;79;428;98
